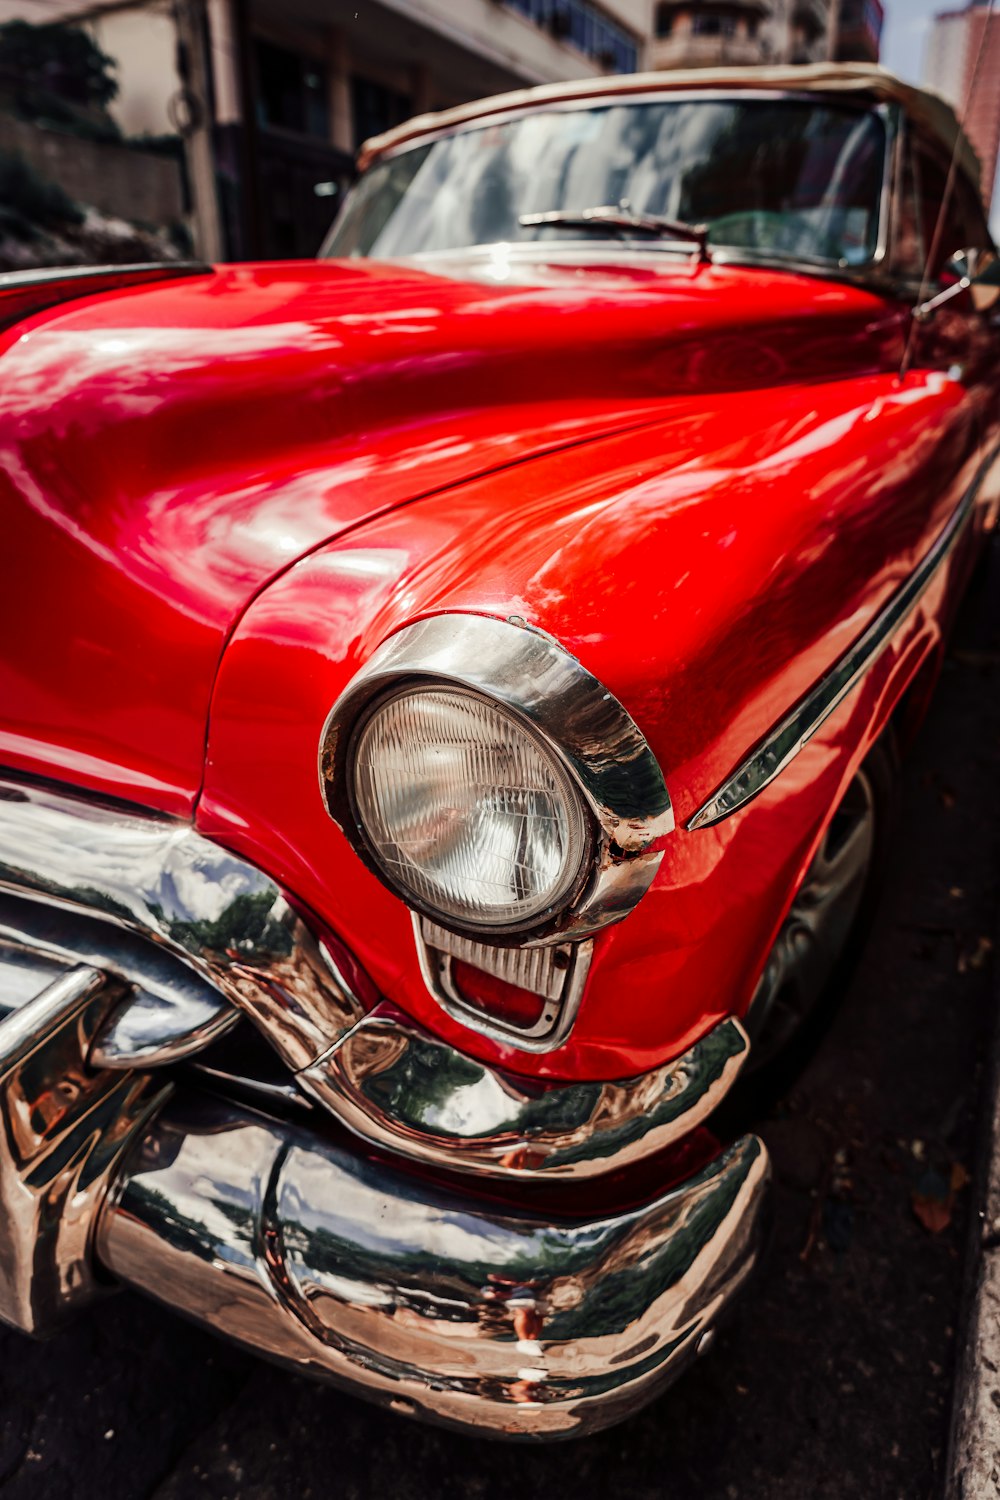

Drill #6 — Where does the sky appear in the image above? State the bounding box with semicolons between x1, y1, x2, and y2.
881;0;942;83
881;0;1000;233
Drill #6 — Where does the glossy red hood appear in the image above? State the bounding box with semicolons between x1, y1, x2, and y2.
0;257;898;813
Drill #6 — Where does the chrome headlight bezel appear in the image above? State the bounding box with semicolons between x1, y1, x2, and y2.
318;613;673;947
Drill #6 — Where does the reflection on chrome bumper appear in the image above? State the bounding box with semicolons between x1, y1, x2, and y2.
0;960;167;1334
98;1094;769;1439
303;1004;750;1181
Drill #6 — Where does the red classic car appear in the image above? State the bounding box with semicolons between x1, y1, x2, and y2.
0;63;998;1439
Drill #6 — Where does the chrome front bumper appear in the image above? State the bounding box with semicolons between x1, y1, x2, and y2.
0;774;771;1438
0;938;769;1439
99;1095;768;1439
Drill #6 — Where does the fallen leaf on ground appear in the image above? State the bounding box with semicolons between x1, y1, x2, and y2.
913;1194;953;1234
911;1162;970;1234
965;937;993;973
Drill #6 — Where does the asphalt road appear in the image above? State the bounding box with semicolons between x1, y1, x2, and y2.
2;540;999;1500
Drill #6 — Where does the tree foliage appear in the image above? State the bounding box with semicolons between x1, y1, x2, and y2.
0;20;119;138
0;149;84;240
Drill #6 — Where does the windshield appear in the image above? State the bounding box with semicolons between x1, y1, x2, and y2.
322;97;886;268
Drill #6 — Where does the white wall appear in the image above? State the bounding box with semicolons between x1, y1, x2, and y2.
87;7;181;137
0;0;79;19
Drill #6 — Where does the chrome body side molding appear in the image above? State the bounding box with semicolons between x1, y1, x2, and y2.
0;777;364;1071
303;1003;749;1181
98;1090;769;1439
688;445;999;830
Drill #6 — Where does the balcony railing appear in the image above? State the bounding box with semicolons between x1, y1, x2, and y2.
650;32;768;68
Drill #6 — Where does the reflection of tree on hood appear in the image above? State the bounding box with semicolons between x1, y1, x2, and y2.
626;105;731;219
554;107;640;212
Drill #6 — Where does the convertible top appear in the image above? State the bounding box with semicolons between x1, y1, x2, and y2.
358;62;981;193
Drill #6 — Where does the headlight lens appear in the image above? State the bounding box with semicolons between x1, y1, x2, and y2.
350;685;589;931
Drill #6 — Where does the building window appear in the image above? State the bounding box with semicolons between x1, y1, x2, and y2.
500;0;638;72
692;14;737;37
351;76;413;151
654;4;674;37
255;39;328;139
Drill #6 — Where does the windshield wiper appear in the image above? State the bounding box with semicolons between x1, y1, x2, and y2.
518;202;711;261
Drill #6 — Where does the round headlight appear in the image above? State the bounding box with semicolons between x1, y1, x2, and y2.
348;685;589;932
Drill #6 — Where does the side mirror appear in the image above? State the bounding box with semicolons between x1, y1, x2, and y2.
941;247;980;284
914;246;1000;320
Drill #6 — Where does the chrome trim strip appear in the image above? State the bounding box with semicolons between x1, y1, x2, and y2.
98;1089;769;1438
0;777;364;1072
872;101;897;270
319;613;673;949
397;238;900;296
687;445;999;831
301;1003;749;1180
0;261;211;290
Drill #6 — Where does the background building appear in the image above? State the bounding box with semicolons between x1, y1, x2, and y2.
648;0;870;69
215;0;652;258
923;0;1000;213
832;0;884;62
650;1;776;66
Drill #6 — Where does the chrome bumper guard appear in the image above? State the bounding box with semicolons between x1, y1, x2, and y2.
0;939;769;1438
